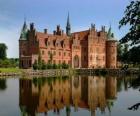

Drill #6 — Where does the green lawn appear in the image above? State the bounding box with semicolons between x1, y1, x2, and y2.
0;68;21;73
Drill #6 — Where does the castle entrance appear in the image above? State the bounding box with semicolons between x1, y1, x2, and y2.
73;55;79;68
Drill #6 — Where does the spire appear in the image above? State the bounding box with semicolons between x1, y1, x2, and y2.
67;12;70;27
107;25;114;40
20;18;28;40
66;12;71;36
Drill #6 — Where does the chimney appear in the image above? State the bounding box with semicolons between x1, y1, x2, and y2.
53;31;56;35
30;23;34;30
57;25;60;31
44;29;47;34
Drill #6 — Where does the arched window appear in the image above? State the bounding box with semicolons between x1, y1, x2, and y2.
73;55;79;68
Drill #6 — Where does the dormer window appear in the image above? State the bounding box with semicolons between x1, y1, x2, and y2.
53;40;56;46
45;38;48;46
48;42;50;46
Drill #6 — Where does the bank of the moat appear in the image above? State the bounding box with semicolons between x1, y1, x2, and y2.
0;68;140;77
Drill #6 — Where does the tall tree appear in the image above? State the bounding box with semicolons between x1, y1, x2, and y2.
0;43;7;60
117;42;123;61
119;0;140;45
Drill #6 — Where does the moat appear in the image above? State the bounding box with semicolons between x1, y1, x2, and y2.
0;75;140;116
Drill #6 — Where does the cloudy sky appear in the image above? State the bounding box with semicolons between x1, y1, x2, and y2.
0;0;129;58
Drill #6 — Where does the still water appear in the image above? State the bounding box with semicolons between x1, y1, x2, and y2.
0;75;140;116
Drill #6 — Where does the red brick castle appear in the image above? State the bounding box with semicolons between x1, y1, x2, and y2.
19;14;117;69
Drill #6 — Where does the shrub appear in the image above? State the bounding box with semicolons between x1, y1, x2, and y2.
46;63;52;69
52;63;57;69
33;60;38;70
62;62;69;69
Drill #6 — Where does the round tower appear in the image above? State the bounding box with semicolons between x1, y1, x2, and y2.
106;27;117;68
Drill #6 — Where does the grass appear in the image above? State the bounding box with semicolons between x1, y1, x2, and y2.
0;68;21;73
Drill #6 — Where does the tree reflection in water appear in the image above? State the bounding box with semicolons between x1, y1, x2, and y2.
0;78;7;90
128;75;140;111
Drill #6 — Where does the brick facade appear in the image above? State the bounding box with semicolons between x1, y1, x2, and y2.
19;19;117;69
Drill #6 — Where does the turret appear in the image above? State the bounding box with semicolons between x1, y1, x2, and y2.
106;26;117;68
66;12;71;36
19;20;28;40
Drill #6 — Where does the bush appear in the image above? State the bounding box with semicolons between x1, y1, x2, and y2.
32;61;69;70
52;63;57;69
41;62;47;70
33;60;38;70
62;62;69;69
57;64;62;69
46;63;52;69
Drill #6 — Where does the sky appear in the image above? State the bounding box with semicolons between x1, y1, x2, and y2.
0;0;130;58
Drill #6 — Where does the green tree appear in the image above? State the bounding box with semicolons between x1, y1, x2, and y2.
121;44;129;63
41;60;47;70
33;60;38;70
119;0;140;45
117;42;123;61
128;46;140;65
62;62;69;69
0;43;7;60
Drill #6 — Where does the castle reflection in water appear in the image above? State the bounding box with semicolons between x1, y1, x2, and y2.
19;76;117;116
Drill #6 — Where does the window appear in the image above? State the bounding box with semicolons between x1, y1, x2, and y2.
22;51;25;55
96;56;98;60
96;48;99;52
90;55;92;61
42;50;44;55
64;52;66;56
68;60;71;64
84;48;86;52
53;60;55;64
45;38;48;46
59;60;61;64
56;43;59;46
90;47;93;52
53;51;56;55
59;52;61;56
103;56;105;61
48;42;50;46
48;51;50;55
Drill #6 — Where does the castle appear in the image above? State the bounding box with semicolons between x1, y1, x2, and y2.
19;14;117;69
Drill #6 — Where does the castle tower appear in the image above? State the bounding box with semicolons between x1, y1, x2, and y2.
66;12;71;36
19;20;29;68
106;26;117;68
20;20;28;40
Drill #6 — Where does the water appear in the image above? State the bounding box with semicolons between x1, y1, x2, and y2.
0;75;140;116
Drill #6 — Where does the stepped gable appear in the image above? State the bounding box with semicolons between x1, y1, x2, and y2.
72;30;89;40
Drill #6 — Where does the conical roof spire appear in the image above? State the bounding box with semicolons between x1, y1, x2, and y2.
67;12;70;27
107;25;115;40
20;19;28;40
66;12;71;36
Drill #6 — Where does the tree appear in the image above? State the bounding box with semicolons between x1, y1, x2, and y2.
128;46;140;65
121;44;129;63
119;0;140;45
0;43;7;60
117;42;123;61
33;60;38;70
